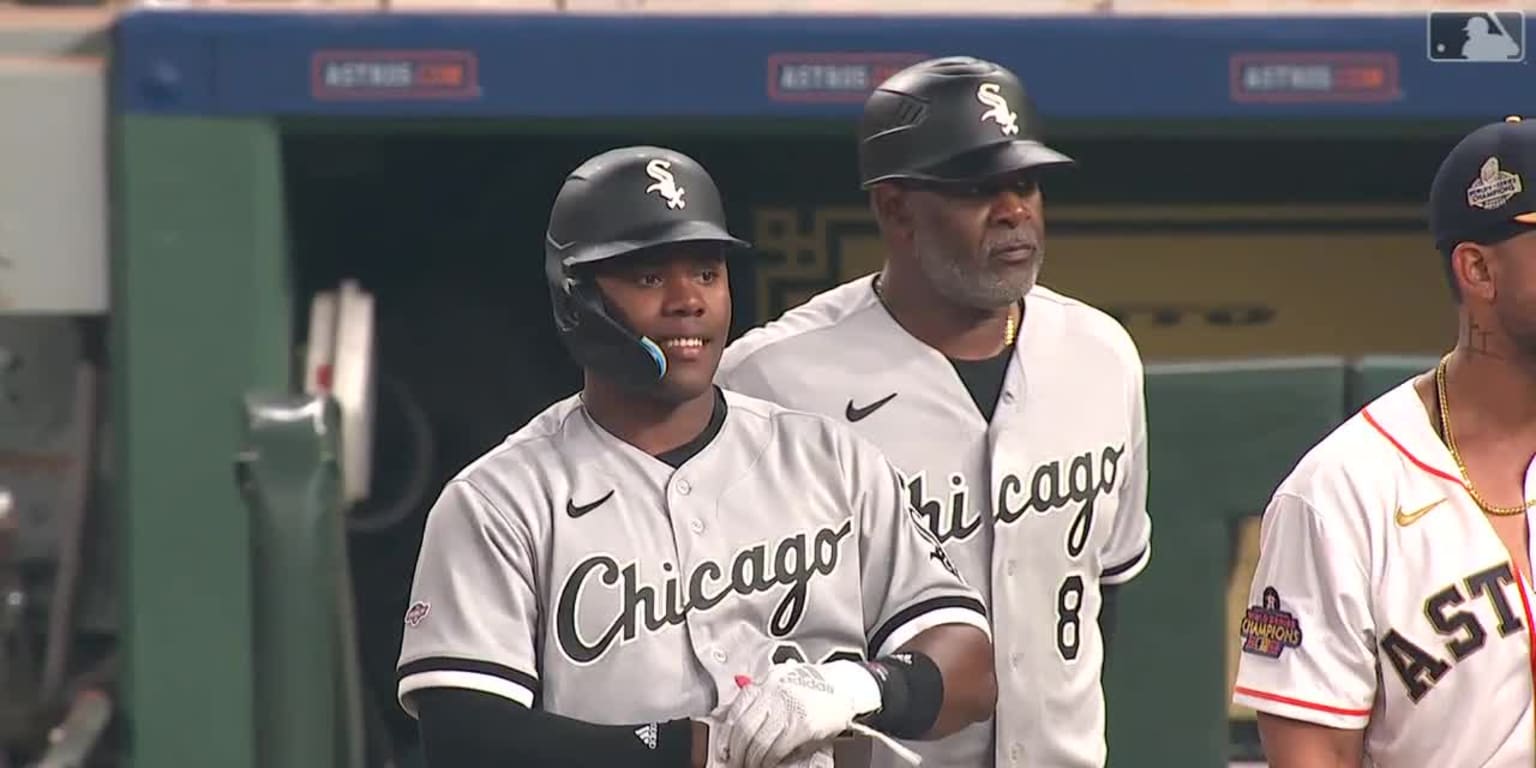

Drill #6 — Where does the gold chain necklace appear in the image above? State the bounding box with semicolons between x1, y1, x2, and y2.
1436;355;1536;516
872;274;1019;347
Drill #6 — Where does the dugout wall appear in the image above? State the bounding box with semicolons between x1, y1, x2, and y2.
110;10;1520;768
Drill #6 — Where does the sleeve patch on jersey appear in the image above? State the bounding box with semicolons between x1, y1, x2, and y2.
405;601;431;628
1240;587;1303;658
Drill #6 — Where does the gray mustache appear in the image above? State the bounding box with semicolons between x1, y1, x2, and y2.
986;234;1038;253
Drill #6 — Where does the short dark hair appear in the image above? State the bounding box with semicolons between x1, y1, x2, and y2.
1438;242;1462;302
1437;222;1536;302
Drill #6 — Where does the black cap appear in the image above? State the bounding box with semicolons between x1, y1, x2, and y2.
1430;116;1536;251
857;56;1074;189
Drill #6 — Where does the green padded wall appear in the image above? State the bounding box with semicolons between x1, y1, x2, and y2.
1349;355;1440;411
113;115;292;768
1104;358;1349;768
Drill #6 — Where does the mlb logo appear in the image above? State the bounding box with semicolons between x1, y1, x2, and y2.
1428;11;1525;62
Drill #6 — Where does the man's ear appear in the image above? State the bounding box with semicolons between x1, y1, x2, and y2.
870;184;915;235
1451;242;1497;304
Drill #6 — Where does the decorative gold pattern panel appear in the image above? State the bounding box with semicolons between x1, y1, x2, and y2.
749;203;1455;361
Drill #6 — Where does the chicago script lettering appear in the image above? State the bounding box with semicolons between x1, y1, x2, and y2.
555;519;853;663
905;444;1125;544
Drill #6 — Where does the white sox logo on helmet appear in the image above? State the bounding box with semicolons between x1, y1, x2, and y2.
975;82;1020;136
644;159;687;210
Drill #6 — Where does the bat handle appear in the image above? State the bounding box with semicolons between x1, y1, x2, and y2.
847;723;922;766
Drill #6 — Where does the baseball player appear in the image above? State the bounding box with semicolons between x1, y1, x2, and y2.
1233;117;1536;766
717;57;1152;768
394;145;997;768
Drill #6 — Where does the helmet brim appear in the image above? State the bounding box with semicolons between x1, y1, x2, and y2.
862;140;1076;188
560;219;751;267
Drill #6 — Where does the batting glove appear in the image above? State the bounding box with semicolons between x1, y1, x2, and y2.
724;661;883;768
702;708;833;768
780;743;835;768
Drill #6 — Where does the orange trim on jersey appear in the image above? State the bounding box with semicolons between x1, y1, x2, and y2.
1361;408;1464;487
1513;568;1536;729
1232;686;1373;717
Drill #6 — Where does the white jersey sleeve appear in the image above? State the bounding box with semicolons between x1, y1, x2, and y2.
841;428;992;658
1232;491;1376;729
395;478;541;717
1099;355;1152;585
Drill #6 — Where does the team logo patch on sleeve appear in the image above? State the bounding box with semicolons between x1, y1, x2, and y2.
1240;587;1303;658
404;601;431;628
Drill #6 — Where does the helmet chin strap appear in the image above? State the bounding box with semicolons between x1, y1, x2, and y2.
554;278;672;391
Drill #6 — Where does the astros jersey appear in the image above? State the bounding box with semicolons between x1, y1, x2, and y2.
717;276;1153;768
1234;378;1536;766
395;389;990;736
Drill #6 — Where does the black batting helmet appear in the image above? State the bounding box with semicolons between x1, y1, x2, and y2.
857;56;1074;188
545;146;749;389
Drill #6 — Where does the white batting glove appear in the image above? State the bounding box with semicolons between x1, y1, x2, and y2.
780;743;835;768
702;695;742;768
724;661;883;768
703;712;731;768
703;698;837;768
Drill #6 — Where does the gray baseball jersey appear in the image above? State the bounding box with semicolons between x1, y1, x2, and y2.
718;277;1152;768
395;389;990;735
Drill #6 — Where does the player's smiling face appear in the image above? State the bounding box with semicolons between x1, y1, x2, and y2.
903;170;1046;309
592;242;731;402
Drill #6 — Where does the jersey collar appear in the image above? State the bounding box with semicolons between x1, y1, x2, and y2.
1360;377;1466;489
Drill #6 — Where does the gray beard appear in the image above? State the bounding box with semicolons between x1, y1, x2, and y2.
914;241;1042;309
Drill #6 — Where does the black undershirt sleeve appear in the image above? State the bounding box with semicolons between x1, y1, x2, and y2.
415;688;694;768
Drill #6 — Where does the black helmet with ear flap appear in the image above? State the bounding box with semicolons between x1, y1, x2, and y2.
544;146;750;389
858;56;1075;188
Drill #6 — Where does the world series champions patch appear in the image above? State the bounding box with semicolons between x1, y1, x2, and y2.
1240;587;1303;658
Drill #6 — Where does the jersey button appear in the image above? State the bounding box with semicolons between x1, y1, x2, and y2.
677;480;693;495
690;519;705;534
712;648;728;663
1009;744;1021;763
1005;560;1017;576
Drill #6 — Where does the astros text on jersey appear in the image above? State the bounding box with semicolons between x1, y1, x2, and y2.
1234;378;1536;767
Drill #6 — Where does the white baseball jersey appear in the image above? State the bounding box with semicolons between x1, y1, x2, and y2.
717;275;1153;768
395;389;990;735
1234;377;1536;766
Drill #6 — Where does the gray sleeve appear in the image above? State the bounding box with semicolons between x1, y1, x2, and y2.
845;433;992;659
1100;361;1151;585
714;348;771;399
396;478;542;718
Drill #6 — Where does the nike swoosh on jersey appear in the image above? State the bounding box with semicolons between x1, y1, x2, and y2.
1395;498;1446;527
566;490;615;519
846;393;898;422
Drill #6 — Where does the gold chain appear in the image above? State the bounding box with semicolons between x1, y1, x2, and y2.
872;274;1019;347
1436;355;1536;516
